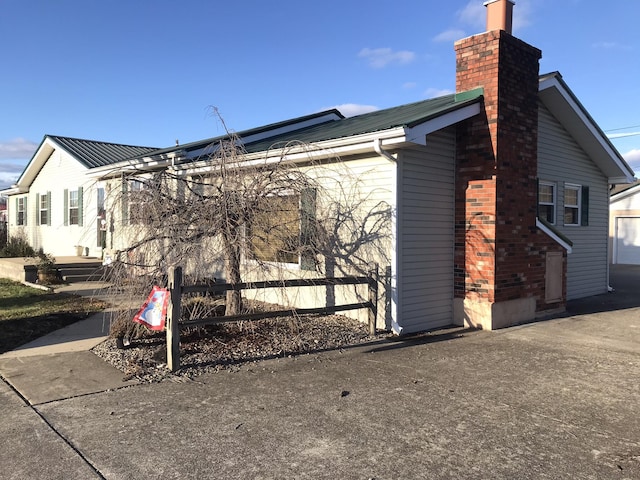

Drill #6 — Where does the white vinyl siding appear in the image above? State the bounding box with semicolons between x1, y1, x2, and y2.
538;102;610;299
16;144;97;256
396;130;455;333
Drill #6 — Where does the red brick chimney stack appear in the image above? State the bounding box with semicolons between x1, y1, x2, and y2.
453;1;564;329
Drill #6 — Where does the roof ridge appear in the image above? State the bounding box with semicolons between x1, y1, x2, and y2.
47;134;159;150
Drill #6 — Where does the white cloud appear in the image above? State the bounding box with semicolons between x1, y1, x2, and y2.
593;41;632;51
330;104;379;118
623;149;640;173
403;82;417;90
433;29;467;43
0;165;25;190
457;1;485;30
512;0;533;31
358;48;416;69
424;87;455;98
0;138;38;160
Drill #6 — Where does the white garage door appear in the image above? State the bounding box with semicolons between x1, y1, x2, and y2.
615;217;640;264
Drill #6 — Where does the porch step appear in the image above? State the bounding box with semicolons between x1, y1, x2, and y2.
57;262;106;283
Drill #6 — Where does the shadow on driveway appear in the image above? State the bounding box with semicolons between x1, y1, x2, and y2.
566;264;640;315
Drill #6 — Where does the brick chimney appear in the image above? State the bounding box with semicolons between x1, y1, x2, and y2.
453;1;562;329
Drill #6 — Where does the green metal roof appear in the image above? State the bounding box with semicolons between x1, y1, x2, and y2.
48;135;159;168
242;90;483;153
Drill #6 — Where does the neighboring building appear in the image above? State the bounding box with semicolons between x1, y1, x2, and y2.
609;180;640;264
1;136;158;258
1;0;634;333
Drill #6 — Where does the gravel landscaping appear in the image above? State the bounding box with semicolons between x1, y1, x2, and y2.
92;311;378;382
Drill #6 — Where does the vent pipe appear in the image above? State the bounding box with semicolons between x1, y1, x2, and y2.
484;0;514;34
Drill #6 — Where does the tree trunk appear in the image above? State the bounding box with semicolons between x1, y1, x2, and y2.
224;238;243;315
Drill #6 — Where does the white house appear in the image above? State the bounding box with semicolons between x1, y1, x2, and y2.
2;0;634;333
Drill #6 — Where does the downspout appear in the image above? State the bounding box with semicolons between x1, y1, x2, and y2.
373;139;402;334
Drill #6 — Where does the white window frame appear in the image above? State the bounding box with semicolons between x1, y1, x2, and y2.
68;190;79;225
563;183;581;227
39;193;49;226
538;181;556;225
17;197;26;226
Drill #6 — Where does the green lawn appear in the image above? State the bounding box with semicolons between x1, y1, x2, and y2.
0;279;107;353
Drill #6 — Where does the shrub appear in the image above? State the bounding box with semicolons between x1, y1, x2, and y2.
0;234;36;258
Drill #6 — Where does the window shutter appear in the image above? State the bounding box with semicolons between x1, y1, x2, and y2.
78;186;84;226
14;197;18;225
47;191;52;226
63;189;69;226
536;178;539;218
581;186;589;226
24;197;27;226
300;188;317;271
121;179;129;225
36;193;40;226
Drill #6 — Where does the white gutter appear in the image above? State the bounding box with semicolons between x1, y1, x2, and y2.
373;139;402;335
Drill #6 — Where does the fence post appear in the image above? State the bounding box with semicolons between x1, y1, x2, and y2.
368;263;379;336
166;266;182;371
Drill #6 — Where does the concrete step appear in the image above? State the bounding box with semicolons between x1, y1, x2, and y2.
58;264;106;283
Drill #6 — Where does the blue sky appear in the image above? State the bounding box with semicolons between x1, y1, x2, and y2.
1;0;640;190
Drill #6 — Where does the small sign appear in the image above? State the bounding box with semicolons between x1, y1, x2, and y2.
133;286;169;331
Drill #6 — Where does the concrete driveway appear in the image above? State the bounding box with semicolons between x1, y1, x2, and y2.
1;266;639;479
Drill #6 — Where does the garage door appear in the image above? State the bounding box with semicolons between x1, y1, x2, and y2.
615;217;640;264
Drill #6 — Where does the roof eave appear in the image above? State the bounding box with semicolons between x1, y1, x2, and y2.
539;73;635;184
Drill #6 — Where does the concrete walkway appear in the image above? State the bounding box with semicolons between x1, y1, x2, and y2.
0;267;639;479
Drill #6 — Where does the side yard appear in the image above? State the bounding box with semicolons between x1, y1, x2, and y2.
0;279;107;353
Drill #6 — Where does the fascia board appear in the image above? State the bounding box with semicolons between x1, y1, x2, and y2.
15;139;56;189
539;76;635;183
0;187;20;196
180;129;408;175
404;102;482;145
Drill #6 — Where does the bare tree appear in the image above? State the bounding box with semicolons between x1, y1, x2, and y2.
102;113;393;336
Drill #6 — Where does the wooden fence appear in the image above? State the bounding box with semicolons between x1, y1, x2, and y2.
165;265;379;371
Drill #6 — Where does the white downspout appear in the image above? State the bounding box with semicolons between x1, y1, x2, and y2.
373;139;402;334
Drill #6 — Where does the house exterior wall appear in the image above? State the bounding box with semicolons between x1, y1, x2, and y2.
238;155;396;328
6;148;103;257
396;130;456;334
538;102;610;299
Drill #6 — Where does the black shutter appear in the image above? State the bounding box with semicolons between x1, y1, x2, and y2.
581;186;589;226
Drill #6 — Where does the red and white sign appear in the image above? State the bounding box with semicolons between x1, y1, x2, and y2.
133;286;169;331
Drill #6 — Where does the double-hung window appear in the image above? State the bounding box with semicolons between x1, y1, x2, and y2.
16;197;26;226
39;193;49;226
64;188;83;226
538;181;556;224
563;184;581;226
69;190;79;225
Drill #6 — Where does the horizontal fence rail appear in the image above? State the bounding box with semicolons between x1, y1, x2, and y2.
165;265;378;371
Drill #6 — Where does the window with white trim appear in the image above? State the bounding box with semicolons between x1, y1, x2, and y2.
69;190;79;225
39;193;49;226
538;181;556;224
564;184;581;226
16;197;26;226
